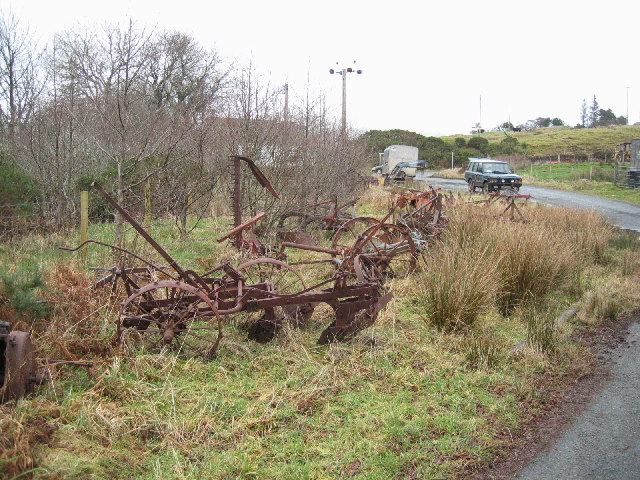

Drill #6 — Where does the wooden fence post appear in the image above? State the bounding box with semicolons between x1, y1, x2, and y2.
144;180;152;227
80;190;89;265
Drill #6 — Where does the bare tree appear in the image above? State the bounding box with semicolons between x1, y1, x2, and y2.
0;11;42;141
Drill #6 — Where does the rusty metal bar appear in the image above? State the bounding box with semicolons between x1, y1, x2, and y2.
280;242;341;256
218;212;266;242
90;183;187;278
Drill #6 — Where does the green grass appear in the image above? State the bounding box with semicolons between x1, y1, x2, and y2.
518;162;640;204
2;190;640;479
443;124;640;158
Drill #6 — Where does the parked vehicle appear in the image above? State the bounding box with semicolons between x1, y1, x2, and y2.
373;145;427;182
464;158;522;193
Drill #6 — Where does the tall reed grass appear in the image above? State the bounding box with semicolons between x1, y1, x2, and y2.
416;200;615;329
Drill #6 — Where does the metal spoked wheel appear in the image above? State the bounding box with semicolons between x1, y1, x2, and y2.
118;280;222;359
277;212;312;232
350;223;418;279
236;258;311;342
331;216;380;251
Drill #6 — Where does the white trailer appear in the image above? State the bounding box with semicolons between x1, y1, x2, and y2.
380;145;419;175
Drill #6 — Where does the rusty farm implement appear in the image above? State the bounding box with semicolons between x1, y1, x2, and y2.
62;182;392;359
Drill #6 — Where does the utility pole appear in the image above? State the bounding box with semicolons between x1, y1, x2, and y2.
329;61;363;136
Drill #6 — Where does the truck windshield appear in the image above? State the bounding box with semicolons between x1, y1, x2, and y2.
482;163;512;174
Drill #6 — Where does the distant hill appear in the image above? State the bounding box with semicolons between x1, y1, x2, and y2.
359;125;640;167
440;125;640;159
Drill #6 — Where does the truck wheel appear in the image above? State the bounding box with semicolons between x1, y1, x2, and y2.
468;180;476;192
482;182;490;194
397;171;406;181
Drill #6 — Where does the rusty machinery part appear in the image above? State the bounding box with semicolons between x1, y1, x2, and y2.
486;191;531;222
349;223;418;279
217;212;268;255
310;197;359;231
396;194;447;241
90;182;190;279
1;323;37;402
277;211;315;232
229;156;279;229
318;290;393;344
90;265;168;291
330;216;380;251
235;258;311;343
117;281;223;359
277;197;358;234
499;197;527;222
230;156;279;199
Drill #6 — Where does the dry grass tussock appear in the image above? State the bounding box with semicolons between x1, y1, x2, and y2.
0;404;58;479
417;243;498;331
527;206;613;264
36;263;118;360
419;201;613;330
431;167;464;179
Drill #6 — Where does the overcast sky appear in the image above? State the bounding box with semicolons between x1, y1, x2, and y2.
2;0;639;136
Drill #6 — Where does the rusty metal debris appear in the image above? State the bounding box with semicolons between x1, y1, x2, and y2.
276;197;359;240
62;182;393;358
480;190;531;222
228;155;279;255
1;321;94;402
1;321;36;402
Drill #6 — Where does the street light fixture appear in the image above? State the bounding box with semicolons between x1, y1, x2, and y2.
329;61;363;135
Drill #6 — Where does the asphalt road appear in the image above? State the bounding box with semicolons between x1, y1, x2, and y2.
515;322;640;480
415;175;640;479
419;176;640;232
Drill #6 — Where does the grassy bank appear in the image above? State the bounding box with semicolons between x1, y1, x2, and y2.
441;124;640;158
2;187;640;479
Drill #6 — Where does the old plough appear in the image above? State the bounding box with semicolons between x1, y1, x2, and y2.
62;183;392;359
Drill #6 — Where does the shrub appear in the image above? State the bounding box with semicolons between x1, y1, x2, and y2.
494;226;577;314
417;243;498;331
0;269;50;322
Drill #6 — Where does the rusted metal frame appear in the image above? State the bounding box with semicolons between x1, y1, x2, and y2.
91;266;156;290
500;198;526;221
401;194;438;221
119;280;224;358
347;208;398;257
288;259;336;266
217;212;267;254
247;283;379;309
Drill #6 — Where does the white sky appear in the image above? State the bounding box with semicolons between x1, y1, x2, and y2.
2;0;639;136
